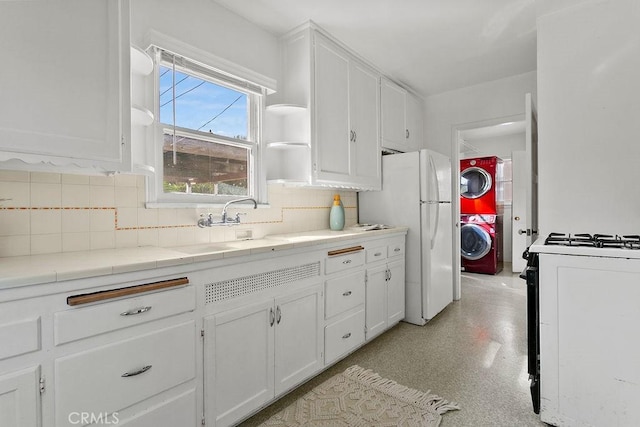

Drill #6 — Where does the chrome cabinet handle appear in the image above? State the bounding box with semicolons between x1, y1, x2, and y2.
342;332;351;339
120;306;152;316
121;365;152;378
269;307;275;327
342;291;352;297
353;131;357;142
394;247;401;252
406;129;410;139
374;252;382;257
342;259;352;264
276;306;282;324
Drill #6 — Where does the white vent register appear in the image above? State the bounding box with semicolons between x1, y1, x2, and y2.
205;262;321;303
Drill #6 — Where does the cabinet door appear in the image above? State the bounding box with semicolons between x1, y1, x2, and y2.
205;300;275;427
274;284;323;396
381;78;407;152
405;93;424;151
387;260;406;325
350;60;381;189
0;366;40;427
55;321;196;427
0;0;130;171
314;33;350;181
365;264;388;340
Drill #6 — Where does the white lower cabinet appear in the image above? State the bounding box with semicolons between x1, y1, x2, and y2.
324;309;366;365
0;366;41;427
366;244;406;340
0;231;407;427
323;269;366;365
205;283;323;427
55;321;196;427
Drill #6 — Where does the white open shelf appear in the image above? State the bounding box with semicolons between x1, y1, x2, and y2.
131;46;153;76
265;103;307;115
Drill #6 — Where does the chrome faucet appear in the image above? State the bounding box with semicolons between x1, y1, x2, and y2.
198;197;258;227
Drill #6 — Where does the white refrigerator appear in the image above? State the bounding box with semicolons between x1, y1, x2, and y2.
359;150;453;325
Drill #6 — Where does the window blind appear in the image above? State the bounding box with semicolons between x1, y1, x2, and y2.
157;48;265;96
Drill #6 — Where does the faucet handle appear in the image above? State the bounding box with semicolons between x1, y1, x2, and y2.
235;212;247;222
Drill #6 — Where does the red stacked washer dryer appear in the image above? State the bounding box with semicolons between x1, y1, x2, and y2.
460;156;503;274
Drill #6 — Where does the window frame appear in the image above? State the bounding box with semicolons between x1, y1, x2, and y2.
145;42;268;207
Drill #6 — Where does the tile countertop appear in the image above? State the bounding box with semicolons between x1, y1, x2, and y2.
0;226;408;289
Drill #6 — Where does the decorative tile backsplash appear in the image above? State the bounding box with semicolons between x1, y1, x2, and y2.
0;170;358;257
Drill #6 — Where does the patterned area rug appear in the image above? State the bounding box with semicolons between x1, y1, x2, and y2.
260;365;459;426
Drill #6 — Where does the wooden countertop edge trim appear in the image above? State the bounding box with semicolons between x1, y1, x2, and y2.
327;246;365;257
67;277;190;306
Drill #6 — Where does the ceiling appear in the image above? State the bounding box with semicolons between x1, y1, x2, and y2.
211;0;537;98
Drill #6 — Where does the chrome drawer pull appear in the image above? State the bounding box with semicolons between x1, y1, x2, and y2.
120;306;152;316
394;247;401;252
342;332;351;339
342;259;352;264
121;365;152;378
342;291;352;297
374;252;382;257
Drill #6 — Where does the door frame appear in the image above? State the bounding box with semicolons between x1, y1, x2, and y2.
450;113;524;300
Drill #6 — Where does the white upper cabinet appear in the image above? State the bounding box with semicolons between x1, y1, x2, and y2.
265;24;381;190
314;35;351;179
381;77;423;153
0;0;132;173
405;90;424;151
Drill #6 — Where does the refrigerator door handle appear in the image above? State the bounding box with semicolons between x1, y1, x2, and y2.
428;154;440;250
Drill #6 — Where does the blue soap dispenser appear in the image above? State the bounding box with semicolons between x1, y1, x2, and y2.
329;194;345;231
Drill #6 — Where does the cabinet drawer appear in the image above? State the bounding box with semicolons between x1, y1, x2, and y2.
325;247;365;274
118;389;196;427
324;309;365;365
366;246;387;263
325;271;365;319
387;239;405;259
55;321;196;426
55;285;195;345
0;317;40;360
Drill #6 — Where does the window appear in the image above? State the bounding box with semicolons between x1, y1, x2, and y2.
496;159;513;205
149;47;266;205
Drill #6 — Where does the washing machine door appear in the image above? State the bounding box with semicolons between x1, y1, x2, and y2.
460;223;492;260
460;167;492;199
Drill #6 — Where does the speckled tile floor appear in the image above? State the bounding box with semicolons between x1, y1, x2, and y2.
240;264;547;426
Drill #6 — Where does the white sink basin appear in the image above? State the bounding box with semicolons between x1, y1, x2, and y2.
171;243;232;255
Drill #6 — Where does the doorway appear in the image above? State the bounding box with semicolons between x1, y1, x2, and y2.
451;114;526;299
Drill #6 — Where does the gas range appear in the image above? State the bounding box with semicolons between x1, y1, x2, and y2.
529;233;640;259
545;233;640;249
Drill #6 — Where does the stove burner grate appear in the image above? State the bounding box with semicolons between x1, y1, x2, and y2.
545;233;640;249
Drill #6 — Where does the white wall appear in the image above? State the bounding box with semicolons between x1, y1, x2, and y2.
460;133;525;159
423;71;537;157
537;0;640;234
130;0;280;84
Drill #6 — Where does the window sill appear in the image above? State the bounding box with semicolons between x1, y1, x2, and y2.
145;201;270;209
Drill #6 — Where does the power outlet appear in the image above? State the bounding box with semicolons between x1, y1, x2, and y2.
235;229;253;240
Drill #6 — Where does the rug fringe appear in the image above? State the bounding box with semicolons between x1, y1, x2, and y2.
343;365;460;414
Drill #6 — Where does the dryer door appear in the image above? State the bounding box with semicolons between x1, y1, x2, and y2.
460;167;492;199
460;223;492;260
